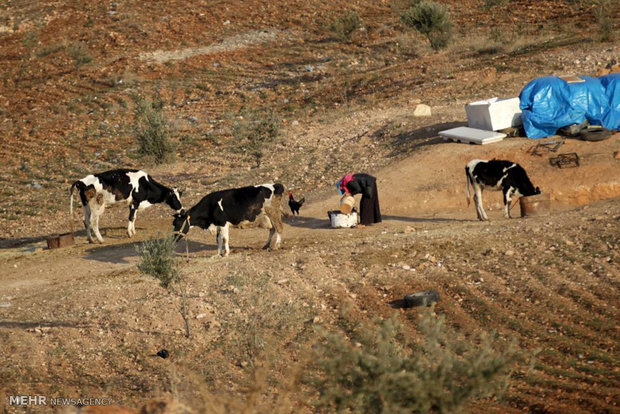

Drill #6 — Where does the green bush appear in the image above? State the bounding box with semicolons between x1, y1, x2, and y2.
136;234;179;288
400;1;452;50
137;234;190;337
312;309;519;413
134;96;176;164
232;109;280;167
329;11;363;42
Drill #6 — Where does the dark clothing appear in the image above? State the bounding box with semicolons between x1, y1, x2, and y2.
344;173;382;225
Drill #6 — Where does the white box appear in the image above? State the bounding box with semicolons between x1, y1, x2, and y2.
465;97;522;131
439;127;506;145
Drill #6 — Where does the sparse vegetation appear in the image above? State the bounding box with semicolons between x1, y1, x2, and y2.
137;234;190;337
312;309;520;413
328;11;363;42
1;0;619;412
133;95;177;164
593;0;616;42
400;0;452;50
136;234;179;289
483;0;510;9
67;41;93;67
231;108;280;167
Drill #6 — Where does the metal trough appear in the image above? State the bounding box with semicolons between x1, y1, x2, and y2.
46;233;75;249
519;193;551;218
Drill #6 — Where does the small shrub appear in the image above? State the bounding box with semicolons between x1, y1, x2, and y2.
232;109;280;167
134;96;176;164
67;41;93;67
136;234;179;288
329;11;363;42
22;31;38;52
482;0;510;9
312;309;519;413
36;43;65;58
593;0;616;42
400;1;452;50
137;234;190;337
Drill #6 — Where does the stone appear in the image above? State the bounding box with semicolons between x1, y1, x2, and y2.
413;104;431;117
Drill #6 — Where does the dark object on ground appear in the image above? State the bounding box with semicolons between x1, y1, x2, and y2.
288;191;305;215
527;140;564;156
46;233;75;249
403;290;440;308
558;120;589;137
549;153;580;168
500;125;525;138
578;126;613;142
156;349;170;359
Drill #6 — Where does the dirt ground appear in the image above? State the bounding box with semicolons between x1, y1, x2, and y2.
1;0;619;412
1;133;619;413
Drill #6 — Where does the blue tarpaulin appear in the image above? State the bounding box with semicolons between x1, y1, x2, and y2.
519;74;620;138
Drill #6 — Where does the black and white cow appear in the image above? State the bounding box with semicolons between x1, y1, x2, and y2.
465;159;540;221
70;169;183;243
173;183;284;257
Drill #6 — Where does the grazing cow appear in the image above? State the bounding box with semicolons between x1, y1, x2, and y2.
173;183;284;257
70;169;183;243
465;159;540;221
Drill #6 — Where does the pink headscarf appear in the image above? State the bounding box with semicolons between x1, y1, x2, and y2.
339;174;354;194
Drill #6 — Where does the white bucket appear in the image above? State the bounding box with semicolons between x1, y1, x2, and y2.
328;210;358;228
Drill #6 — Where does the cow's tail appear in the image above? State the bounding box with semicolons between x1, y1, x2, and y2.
465;167;471;207
69;181;85;229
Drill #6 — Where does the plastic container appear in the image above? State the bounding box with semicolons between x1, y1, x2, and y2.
328;210;358;228
465;97;522;131
519;193;551;218
339;195;355;214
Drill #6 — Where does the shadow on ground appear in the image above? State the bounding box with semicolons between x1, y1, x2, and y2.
84;239;216;264
370;121;466;158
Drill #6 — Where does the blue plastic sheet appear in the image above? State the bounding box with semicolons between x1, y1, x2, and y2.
519;74;620;138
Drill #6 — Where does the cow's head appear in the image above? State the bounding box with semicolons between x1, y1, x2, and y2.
172;210;190;241
166;188;183;213
534;186;541;195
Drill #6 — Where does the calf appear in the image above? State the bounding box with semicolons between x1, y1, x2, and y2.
70;169;183;243
173;183;284;256
465;159;540;221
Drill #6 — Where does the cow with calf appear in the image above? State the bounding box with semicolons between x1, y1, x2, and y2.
70;169;183;243
173;183;284;257
465;159;540;221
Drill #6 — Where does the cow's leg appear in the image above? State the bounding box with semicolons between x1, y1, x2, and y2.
87;202;102;243
263;226;275;250
216;226;223;256
221;223;230;257
473;185;487;221
263;212;283;250
127;205;137;237
503;188;514;219
83;205;94;243
91;195;105;243
93;204;105;243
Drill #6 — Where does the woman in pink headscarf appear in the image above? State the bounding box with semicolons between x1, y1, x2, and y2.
337;173;382;226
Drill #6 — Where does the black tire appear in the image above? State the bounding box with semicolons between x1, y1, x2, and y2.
579;126;612;142
403;290;440;308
